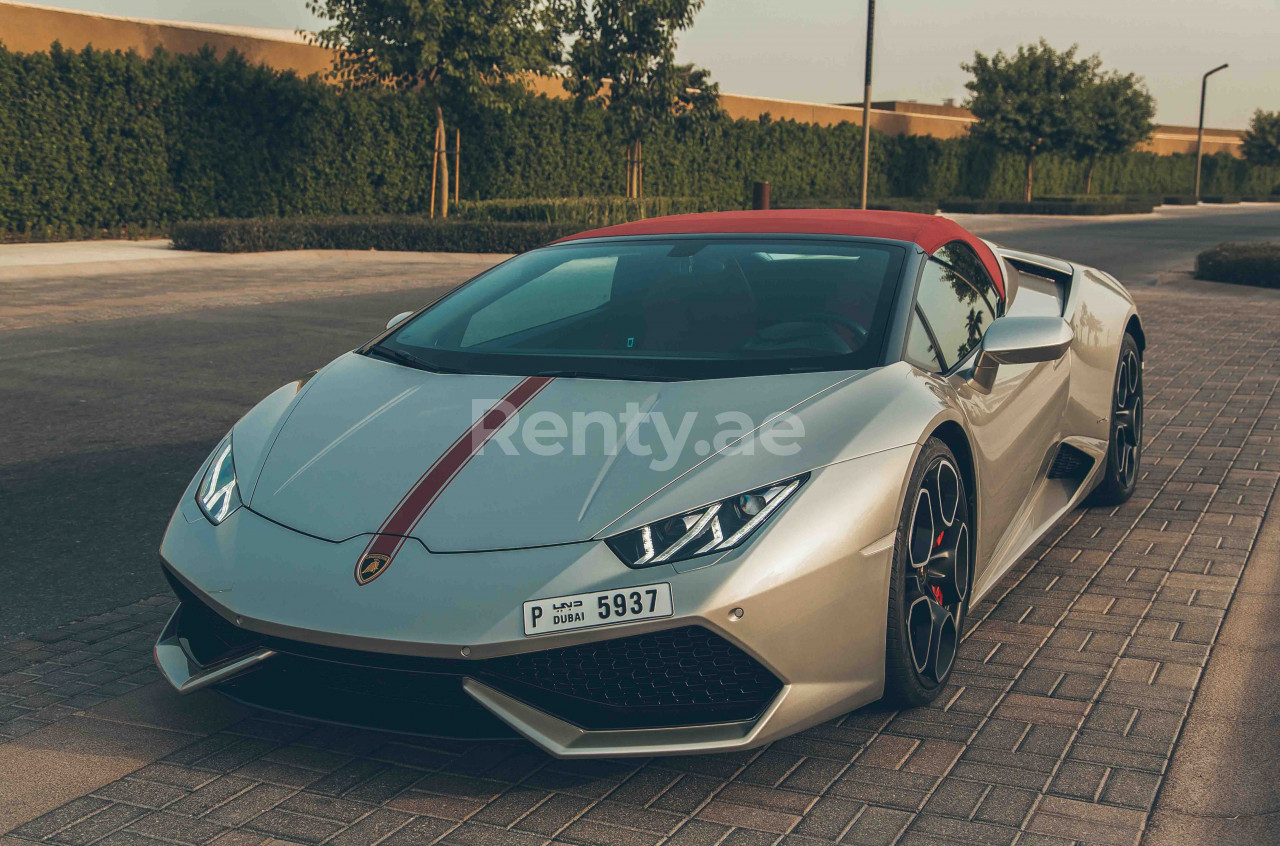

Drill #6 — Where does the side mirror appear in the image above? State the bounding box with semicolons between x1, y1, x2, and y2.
970;316;1073;392
386;311;414;330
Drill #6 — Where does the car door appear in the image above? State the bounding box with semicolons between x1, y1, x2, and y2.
904;242;1070;584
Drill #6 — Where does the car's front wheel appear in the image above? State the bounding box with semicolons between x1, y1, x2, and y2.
884;438;972;707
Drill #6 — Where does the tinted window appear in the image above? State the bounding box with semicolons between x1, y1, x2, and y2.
378;239;907;380
904;311;944;373
914;258;998;369
934;241;1001;317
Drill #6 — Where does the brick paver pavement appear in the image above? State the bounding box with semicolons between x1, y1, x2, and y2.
3;280;1277;846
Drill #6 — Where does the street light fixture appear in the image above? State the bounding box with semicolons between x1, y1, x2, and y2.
1194;63;1229;201
859;0;875;210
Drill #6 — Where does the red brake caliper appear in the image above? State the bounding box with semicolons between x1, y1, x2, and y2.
930;530;946;603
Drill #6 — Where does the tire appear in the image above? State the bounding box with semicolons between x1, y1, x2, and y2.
884;437;973;707
1088;334;1143;506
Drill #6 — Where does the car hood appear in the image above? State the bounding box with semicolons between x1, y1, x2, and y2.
244;352;868;551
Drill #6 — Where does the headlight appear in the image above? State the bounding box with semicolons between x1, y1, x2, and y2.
196;435;241;525
606;474;807;568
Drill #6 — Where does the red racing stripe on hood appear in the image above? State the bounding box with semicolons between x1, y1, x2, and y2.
354;376;552;585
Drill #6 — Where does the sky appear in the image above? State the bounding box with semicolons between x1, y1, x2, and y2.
28;0;1276;129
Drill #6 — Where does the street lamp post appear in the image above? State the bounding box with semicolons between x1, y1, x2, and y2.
1194;63;1229;201
859;0;875;210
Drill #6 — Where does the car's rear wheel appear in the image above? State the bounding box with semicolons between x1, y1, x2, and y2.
884;438;972;707
1089;334;1143;506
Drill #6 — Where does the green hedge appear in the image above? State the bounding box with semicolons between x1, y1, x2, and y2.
1195;242;1280;287
453;196;722;225
1036;194;1147;202
3;43;1280;234
0;221;167;244
772;196;940;213
938;198;1155;215
170;217;581;253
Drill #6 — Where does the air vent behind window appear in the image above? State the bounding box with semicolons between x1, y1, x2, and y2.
1048;443;1094;480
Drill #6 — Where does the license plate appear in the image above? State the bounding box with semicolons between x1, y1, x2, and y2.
523;583;673;636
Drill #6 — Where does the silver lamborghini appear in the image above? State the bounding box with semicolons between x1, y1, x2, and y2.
155;210;1144;758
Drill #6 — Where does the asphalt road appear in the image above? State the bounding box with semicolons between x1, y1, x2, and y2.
955;202;1280;281
2;204;1279;638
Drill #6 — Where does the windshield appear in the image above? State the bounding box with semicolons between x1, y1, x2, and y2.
376;237;907;380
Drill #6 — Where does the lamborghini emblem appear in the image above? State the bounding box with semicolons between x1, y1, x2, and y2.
355;553;391;585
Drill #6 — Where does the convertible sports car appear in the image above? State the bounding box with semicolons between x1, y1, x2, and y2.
156;210;1144;758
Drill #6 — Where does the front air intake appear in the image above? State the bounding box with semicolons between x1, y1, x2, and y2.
481;626;783;730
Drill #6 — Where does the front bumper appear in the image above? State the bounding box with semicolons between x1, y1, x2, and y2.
157;446;914;757
159;563;782;736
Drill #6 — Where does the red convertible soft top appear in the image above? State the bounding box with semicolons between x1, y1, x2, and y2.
555;209;1005;298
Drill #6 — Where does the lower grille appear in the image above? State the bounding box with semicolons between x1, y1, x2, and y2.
162;566;782;733
483;627;782;729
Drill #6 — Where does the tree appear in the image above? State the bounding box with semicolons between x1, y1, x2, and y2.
962;40;1099;201
1071;71;1156;194
564;0;720;198
305;0;563;216
1242;110;1280;167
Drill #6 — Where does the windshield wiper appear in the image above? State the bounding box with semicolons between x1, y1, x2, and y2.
365;344;463;374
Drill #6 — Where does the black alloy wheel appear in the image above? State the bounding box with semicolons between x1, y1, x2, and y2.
1090;334;1143;506
1113;345;1143;490
885;438;972;705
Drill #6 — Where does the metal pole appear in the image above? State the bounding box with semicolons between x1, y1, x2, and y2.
429;131;439;219
753;181;771;210
1194;63;1228;201
859;0;875;210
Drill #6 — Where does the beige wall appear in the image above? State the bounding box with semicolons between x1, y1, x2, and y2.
1140;125;1243;157
720;93;976;140
0;0;1246;157
721;94;1244;156
0;1;334;77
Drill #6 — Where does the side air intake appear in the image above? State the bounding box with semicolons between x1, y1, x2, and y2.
1047;443;1094;480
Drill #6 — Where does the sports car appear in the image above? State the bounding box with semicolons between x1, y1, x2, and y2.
155;209;1144;758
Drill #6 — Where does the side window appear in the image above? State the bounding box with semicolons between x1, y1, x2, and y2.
914;257;998;369
904;311;944;373
461;256;616;347
934;241;1001;316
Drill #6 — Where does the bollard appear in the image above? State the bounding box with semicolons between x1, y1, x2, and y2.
752;181;771;211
